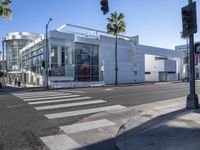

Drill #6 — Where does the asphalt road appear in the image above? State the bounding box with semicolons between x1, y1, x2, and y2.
0;81;200;150
64;81;200;106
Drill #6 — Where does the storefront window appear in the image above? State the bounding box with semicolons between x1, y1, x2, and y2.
51;47;58;66
75;43;99;81
50;46;65;76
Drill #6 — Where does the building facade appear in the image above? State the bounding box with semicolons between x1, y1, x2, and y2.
175;42;200;79
3;32;40;84
3;24;186;88
20;28;143;88
140;45;185;81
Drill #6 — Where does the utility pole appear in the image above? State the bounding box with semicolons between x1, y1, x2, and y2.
183;0;199;108
2;39;5;85
45;18;52;90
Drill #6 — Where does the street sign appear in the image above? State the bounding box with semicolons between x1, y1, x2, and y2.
181;2;197;36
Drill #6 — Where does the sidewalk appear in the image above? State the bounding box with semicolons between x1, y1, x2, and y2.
116;97;200;150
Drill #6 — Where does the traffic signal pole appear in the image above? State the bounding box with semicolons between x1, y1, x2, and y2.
186;0;199;109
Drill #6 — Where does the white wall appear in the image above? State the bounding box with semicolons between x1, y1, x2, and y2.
100;35;144;84
145;55;158;81
145;54;177;81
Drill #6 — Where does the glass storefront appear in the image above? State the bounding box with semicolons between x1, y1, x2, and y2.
6;39;31;71
75;43;99;81
49;42;75;77
19;36;100;85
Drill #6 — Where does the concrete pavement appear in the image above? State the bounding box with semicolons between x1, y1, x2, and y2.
115;96;200;150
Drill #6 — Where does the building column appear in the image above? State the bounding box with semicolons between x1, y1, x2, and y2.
66;47;73;64
58;46;62;66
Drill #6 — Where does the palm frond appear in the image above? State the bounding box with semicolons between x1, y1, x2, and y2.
0;0;12;19
2;7;11;18
1;0;11;6
106;12;126;36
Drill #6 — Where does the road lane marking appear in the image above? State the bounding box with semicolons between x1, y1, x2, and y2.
40;134;86;150
45;105;126;119
60;119;115;134
35;100;106;110
28;97;91;105
23;95;80;101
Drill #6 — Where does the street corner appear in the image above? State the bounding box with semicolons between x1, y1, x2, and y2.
115;108;200;150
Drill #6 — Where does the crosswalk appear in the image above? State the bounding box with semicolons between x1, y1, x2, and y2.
12;90;127;150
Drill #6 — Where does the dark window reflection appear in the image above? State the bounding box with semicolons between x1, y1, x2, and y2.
75;43;99;81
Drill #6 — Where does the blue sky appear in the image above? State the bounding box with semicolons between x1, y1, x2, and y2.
0;0;200;49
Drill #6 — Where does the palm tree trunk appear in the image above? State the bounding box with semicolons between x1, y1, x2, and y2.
115;34;118;85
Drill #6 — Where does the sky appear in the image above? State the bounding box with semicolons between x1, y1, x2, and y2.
0;0;200;50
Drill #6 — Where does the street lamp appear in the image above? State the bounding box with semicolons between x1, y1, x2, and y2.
45;18;52;89
2;39;5;85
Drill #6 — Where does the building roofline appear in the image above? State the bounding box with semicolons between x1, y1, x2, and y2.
56;23;135;40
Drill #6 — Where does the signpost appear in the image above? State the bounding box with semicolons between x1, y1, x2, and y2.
182;0;199;109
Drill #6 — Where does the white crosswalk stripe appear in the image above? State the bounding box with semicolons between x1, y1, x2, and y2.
35;100;106;110
28;97;91;105
45;105;126;119
12;90;128;150
12;91;56;96
17;93;71;99
60;119;115;134
40;134;86;150
23;95;80;101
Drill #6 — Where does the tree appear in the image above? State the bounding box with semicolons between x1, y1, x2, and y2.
0;0;12;19
107;12;126;85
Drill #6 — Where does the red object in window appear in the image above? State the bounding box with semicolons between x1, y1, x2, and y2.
195;53;198;65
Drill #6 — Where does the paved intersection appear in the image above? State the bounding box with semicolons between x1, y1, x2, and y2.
11;90;129;150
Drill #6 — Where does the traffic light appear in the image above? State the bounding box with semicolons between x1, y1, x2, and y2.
181;2;197;36
195;43;200;54
0;71;3;77
42;60;45;68
100;0;109;15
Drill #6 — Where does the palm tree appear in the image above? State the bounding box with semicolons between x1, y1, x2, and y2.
181;32;189;81
0;0;12;19
107;12;126;85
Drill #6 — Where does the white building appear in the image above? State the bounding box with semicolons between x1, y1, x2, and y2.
141;45;185;81
175;43;200;79
4;24;185;88
3;32;40;85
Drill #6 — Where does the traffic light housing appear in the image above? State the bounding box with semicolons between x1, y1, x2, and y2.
0;71;3;77
195;43;200;54
42;60;45;68
100;0;109;15
181;2;197;36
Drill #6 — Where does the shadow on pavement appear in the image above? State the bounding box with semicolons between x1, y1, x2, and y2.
68;108;200;150
115;108;200;150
